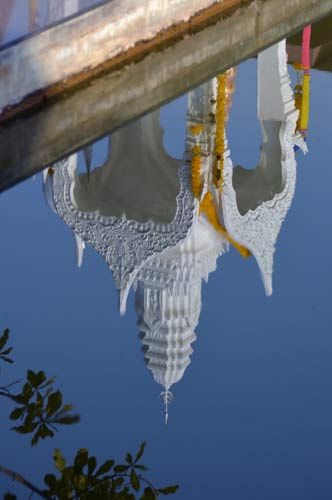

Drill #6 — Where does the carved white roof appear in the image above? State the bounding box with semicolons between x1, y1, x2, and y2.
45;39;305;305
49;111;195;314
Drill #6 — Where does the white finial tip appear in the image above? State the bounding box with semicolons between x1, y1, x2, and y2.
160;389;173;425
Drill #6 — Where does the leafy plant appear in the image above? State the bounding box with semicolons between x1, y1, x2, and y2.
39;442;178;499
9;368;80;446
0;328;13;364
0;329;79;446
0;329;179;499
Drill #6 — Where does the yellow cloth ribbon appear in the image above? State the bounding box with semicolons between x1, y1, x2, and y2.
199;192;251;259
191;145;202;199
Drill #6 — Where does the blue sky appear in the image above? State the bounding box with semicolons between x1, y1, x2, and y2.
1;58;332;499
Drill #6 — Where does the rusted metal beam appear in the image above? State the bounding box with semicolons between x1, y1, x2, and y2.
1;0;332;191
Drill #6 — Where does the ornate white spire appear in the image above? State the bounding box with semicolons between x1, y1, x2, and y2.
135;217;227;422
160;389;174;424
135;274;200;389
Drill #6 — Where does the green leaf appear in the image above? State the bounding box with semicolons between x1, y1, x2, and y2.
113;477;125;487
9;407;25;420
31;428;42;447
130;468;140;492
4;493;16;500
126;453;133;464
39;424;54;439
36;392;43;406
40;375;56;389
11;423;38;434
114;464;129;473
0;355;13;364
140;487;156;500
0;329;9;351
31;424;54;446
135;465;148;472
47;391;62;416
73;474;86;491
27;369;38;387
96;459;115;476
1;347;13;356
52;414;80;425
31;435;39;447
35;370;47;387
88;456;97;476
44;388;53;399
158;485;179;495
24;407;41;426
62;466;74;483
135;442;146;463
44;473;57;489
21;382;33;402
59;403;73;413
74;448;88;473
53;448;66;472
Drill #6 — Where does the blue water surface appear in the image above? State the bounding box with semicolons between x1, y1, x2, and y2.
0;58;332;499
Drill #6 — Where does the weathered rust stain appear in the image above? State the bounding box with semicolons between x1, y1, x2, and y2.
0;0;253;125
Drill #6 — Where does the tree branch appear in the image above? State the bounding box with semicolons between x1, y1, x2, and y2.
0;379;22;390
0;390;9;397
0;464;48;499
0;390;20;402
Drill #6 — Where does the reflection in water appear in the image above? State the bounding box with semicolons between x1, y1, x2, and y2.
47;0;79;23
43;39;306;420
73;112;181;223
135;216;227;423
0;0;99;46
44;110;194;315
222;40;307;295
0;1;15;45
